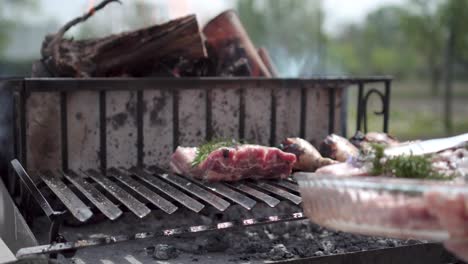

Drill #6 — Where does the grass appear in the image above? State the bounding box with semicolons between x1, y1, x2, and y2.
346;79;468;141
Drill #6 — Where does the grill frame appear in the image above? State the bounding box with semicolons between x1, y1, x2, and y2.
2;76;394;260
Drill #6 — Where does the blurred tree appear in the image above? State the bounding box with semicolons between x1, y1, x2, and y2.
439;0;468;134
400;0;444;96
329;5;418;77
0;0;37;58
236;0;326;76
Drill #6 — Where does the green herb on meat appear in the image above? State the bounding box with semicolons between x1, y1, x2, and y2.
367;144;451;180
191;139;243;167
369;143;385;175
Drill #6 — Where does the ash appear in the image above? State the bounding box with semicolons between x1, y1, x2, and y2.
31;204;422;263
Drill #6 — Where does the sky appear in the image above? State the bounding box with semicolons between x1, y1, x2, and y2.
37;0;406;34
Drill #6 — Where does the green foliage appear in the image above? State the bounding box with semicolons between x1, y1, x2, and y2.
0;0;37;58
366;143;451;180
369;144;386;176
384;154;449;180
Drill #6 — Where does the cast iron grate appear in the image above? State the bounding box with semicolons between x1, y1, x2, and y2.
12;160;302;223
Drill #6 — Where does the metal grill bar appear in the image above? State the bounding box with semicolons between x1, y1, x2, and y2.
253;182;302;205
155;171;230;211
39;171;93;222
273;180;300;192
16;212;306;258
64;171;122;221
130;168;205;213
229;183;280;207
109;169;177;214
199;182;257;210
85;170;150;218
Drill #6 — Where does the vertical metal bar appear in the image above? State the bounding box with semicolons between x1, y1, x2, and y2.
299;86;307;138
136;90;144;167
20;83;27;169
206;89;213;141
383;80;391;133
270;88;277;146
341;87;348;137
18;81;28;219
60;92;68;172
172;90;179;151
328;88;336;134
356;82;364;132
99;91;107;174
10;91;19;195
238;88;245;141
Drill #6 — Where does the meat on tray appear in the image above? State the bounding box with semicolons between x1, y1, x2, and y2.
170;144;296;181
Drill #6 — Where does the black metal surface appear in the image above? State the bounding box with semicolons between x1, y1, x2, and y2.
85;169;151;218
39;171;93;222
136;90;144;168
99;91;106;174
356;82;364;132
10;159;304;222
172;90;179;151
238;87;245;140
273;179;300;192
20;77;394;92
131;168;205;213
15;212;306;258
60;92;68;172
63;171;123;221
383;80;391;133
356;81;392;133
198;181;257;210
229;182;281;207
328;88;336;134
299;86;307;138
206;89;213;141
155;171;231;212
254;182;302;205
10;160;56;219
270;88;277;146
109;168;178;214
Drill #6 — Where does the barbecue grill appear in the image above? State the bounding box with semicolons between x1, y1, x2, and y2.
1;77;459;263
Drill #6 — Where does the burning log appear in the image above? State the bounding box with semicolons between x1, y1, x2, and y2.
258;47;279;77
203;10;272;77
35;0;207;77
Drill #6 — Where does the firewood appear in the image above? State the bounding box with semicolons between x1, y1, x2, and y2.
203;10;272;77
37;0;206;77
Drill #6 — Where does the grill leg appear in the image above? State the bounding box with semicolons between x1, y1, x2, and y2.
49;212;76;259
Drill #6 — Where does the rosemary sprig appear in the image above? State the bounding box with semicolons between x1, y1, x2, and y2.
191;139;243;167
367;144;451;180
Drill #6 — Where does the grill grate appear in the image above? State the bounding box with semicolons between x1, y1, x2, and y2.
30;166;302;222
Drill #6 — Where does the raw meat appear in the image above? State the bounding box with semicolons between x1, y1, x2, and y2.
320;134;359;162
170;144;296;181
314;162;369;177
281;137;337;172
350;131;400;148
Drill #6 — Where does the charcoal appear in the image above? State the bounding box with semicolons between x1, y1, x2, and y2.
287;240;321;258
320;239;336;254
268;244;294;261
152;244;179;260
347;246;361;252
406;239;420;245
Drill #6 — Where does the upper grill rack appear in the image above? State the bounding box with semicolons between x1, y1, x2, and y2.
12;160;302;223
